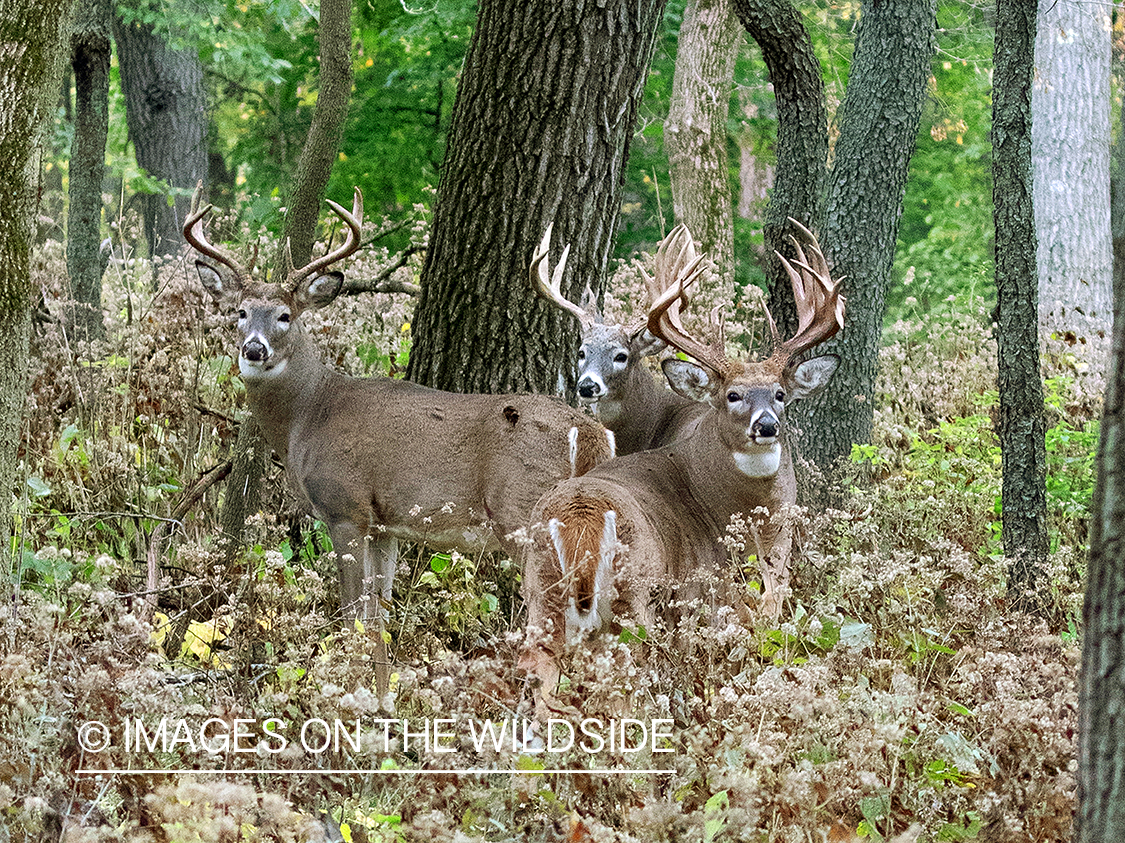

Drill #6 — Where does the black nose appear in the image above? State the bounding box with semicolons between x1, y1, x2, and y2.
242;339;268;362
578;379;599;399
754;417;779;439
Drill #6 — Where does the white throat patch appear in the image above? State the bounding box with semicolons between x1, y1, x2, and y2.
733;443;782;478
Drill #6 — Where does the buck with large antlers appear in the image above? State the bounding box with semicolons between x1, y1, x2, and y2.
520;221;844;706
184;187;614;629
532;224;706;456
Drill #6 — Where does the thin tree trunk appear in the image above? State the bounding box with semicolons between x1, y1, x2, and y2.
66;0;111;342
407;0;667;395
795;0;937;475
992;0;1049;611
665;0;741;312
219;0;354;563
732;0;828;340
0;0;76;579
1077;61;1125;841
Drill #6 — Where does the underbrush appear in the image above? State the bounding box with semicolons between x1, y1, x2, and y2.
0;243;1098;842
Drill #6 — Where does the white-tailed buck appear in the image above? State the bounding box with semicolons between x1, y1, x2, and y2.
532;224;706;456
520;221;844;705
184;188;614;628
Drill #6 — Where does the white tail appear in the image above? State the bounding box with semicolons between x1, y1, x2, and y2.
520;220;844;708
184;187;614;630
531;224;707;455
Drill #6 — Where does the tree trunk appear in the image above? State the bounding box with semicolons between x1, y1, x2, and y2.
665;0;741;312
1032;0;1112;338
732;0;828;340
1077;51;1125;841
276;0;355;270
993;0;1049;611
66;0;111;342
793;0;937;474
0;0;76;579
219;0;354;563
407;0;667;395
113;3;207;259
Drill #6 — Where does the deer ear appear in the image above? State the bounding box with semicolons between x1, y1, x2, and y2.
785;354;839;402
296;271;344;310
631;328;667;358
662;358;712;403
196;260;233;306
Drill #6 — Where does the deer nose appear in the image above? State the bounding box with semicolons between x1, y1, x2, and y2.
242;338;268;362
577;377;602;399
753;415;779;440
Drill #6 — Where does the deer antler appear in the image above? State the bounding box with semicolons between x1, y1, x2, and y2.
769;218;845;368
531;224;594;330
183;182;249;286
646;245;731;376
285;187;364;291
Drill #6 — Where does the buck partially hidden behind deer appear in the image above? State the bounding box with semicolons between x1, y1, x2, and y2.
520;220;844;713
183;186;614;692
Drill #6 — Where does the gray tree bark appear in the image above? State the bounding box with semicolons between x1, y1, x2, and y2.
407;0;667;395
66;0;111;342
0;0;76;578
1033;0;1112;338
113;2;207;259
793;0;937;474
665;0;741;312
993;0;1049;611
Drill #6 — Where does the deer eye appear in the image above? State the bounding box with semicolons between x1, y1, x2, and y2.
614;352;628;364
237;309;247;320
775;389;786;402
577;349;586;361
727;391;741;404
278;312;290;324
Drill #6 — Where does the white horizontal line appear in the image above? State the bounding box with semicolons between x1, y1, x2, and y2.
77;768;675;776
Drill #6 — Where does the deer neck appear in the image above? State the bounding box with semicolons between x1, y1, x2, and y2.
602;365;697;455
240;327;332;465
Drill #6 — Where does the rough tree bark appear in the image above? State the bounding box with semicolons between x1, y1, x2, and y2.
1077;47;1125;840
66;0;111;342
218;0;354;562
1033;0;1112;338
732;0;827;340
665;0;741;311
793;0;937;474
0;0;76;577
113;2;207;259
407;0;667;395
992;0;1049;611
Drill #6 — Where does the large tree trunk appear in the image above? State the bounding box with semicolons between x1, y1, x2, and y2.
793;0;937;474
407;0;667;395
66;0;111;342
993;0;1049;611
0;0;76;579
1077;45;1125;840
665;0;741;311
113;4;207;259
1032;0;1112;338
732;0;827;340
219;0;354;563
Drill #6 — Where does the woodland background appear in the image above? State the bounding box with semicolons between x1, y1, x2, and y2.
1;0;1123;841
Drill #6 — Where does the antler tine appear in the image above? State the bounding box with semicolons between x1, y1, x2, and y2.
647;252;732;375
771;218;845;363
531;223;594;329
287;187;364;290
183;181;248;285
